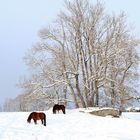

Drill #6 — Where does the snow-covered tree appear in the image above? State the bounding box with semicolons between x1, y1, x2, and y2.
19;0;140;109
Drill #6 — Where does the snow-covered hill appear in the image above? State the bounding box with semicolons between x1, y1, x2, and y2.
0;109;140;140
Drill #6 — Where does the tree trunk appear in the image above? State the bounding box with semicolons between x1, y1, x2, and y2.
75;74;86;108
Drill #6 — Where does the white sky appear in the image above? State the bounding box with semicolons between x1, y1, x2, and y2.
0;0;140;104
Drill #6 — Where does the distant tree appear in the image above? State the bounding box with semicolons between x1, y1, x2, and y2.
18;0;139;109
3;98;13;111
0;105;2;112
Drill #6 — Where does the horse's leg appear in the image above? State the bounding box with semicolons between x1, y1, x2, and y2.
41;119;43;124
43;114;46;126
53;107;56;114
62;109;66;114
53;110;56;114
34;119;37;124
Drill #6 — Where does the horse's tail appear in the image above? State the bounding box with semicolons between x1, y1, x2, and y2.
43;113;46;126
27;112;34;123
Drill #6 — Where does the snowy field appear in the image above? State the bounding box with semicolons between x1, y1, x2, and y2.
0;109;140;140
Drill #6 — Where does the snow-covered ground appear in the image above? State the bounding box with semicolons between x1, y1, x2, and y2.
0;109;140;140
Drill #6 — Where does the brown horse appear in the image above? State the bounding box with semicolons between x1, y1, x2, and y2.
53;104;66;114
27;112;46;126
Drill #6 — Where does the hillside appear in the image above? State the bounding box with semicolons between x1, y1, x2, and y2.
0;109;140;140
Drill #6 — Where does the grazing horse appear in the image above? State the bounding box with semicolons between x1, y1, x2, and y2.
27;112;46;126
53;104;66;114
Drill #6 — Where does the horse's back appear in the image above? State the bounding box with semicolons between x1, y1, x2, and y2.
60;104;65;109
53;104;59;108
39;112;46;119
33;112;44;120
53;104;65;108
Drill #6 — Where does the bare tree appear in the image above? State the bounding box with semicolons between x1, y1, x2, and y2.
18;0;139;109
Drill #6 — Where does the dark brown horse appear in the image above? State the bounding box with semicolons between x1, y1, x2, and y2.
53;104;66;114
27;112;46;126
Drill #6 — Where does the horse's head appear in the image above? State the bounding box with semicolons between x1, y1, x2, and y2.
27;118;31;123
27;112;35;123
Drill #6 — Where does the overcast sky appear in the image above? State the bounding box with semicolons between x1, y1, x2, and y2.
0;0;140;105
